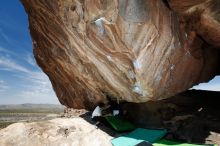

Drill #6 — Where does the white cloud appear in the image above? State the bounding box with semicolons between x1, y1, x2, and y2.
0;80;9;92
24;71;54;93
18;71;57;102
0;56;31;73
0;47;8;52
193;83;220;91
0;28;10;43
0;55;57;102
26;53;36;66
15;70;55;100
0;47;19;58
192;76;220;91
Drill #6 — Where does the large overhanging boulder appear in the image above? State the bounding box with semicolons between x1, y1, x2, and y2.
21;0;220;109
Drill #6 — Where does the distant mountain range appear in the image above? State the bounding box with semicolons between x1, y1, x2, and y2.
0;104;65;110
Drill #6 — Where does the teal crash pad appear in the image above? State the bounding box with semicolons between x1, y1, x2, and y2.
111;128;167;146
153;139;218;146
105;116;136;132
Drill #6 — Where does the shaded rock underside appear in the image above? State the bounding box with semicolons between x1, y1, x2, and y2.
21;0;220;109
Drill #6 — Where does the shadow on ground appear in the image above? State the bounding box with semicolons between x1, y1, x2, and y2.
80;90;220;145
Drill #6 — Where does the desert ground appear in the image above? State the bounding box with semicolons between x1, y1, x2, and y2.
0;104;64;129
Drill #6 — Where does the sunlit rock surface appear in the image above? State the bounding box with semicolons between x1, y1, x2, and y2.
0;118;112;146
21;0;220;109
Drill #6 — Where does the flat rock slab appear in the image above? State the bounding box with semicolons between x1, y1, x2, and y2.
0;118;112;146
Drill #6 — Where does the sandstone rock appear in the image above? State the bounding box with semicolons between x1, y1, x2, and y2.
21;0;220;109
0;118;112;146
168;0;220;47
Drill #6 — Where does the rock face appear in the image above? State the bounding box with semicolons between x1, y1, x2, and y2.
0;118;112;146
21;0;220;109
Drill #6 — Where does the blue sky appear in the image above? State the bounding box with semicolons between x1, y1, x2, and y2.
193;77;220;91
0;1;219;104
0;0;59;104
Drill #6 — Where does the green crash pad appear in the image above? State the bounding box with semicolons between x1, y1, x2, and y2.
111;128;167;146
153;139;218;146
105;116;136;132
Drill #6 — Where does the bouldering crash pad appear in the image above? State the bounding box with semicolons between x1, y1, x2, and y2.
105;116;136;132
136;141;153;146
111;128;167;146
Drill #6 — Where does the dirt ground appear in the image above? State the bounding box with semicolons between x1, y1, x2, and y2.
0;104;64;129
